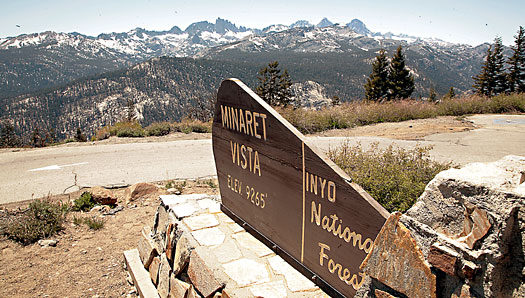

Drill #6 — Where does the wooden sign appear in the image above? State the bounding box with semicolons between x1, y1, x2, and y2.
212;79;389;297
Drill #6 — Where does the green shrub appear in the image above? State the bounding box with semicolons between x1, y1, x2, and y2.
72;215;83;226
83;217;105;230
327;141;454;212
94;121;145;140
176;181;187;192
205;179;216;188
1;199;69;244
145;122;171;136
165;180;174;189
72;192;96;212
114;121;145;137
174;119;212;134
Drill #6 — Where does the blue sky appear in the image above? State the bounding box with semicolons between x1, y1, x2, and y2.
1;0;523;45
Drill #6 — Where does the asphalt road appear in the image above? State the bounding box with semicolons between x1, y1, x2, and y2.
1;114;524;204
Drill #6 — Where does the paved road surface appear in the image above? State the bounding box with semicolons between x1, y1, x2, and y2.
1;115;524;204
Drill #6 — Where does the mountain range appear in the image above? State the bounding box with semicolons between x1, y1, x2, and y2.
0;17;491;140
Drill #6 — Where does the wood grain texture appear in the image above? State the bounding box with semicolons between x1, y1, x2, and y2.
212;78;389;297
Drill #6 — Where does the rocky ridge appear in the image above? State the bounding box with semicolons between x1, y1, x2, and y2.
0;17;489;99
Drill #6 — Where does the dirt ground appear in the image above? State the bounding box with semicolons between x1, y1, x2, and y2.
0;180;219;298
311;115;476;140
0;116;476;297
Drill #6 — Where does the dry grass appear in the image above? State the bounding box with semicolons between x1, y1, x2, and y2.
279;93;525;134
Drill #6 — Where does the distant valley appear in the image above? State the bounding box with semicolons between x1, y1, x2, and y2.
0;17;491;140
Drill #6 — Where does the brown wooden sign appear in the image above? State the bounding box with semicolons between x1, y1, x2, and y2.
212;79;389;297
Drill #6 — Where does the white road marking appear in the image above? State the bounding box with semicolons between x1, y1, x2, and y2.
29;162;89;172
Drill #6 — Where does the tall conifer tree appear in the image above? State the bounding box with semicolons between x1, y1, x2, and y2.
388;46;415;99
508;26;525;93
492;37;507;94
364;49;389;101
0;121;20;148
473;45;493;96
474;37;507;96
256;61;293;106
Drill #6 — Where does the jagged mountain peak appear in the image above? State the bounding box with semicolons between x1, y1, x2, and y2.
183;18;247;35
316;17;334;28
346;19;370;36
184;21;215;35
290;20;313;28
168;26;183;34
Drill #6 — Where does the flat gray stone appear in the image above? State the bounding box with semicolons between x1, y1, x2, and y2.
159;194;187;206
170;203;197;219
268;255;317;292
149;256;161;286
229;223;244;234
223;258;270;287
123;249;160;298
232;232;273;257
169;275;190;298
137;226;159;269
187;249;224;298
183;213;219;231
38;239;58;247
153;206;169;236
191;227;225;246
179;194;210;201
197;199;221;213
249;280;287;298
172;233;192;276
158;254;171;298
216;212;235;223
213;239;242;263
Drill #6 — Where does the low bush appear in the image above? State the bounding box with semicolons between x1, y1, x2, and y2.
327;141;454;212
114;121;145;137
145;122;171;136
83;217;105;230
174;119;212;134
0;199;69;244
72;215;84;226
72;192;96;212
94;121;145;140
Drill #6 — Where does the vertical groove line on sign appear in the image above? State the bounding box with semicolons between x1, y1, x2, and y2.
301;141;305;263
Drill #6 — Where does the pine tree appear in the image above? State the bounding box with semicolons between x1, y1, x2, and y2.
428;86;438;102
492;37;507;94
256;61;293;106
508;26;525;93
75;128;87;142
473;45;493;96
388;46;415;99
0;121;20;148
126;99;137;122
444;87;456;99
473;37;507;96
364;49;390;101
31;127;42;148
331;95;341;106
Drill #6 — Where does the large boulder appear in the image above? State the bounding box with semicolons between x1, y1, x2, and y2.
90;186;117;205
358;155;525;298
125;182;159;203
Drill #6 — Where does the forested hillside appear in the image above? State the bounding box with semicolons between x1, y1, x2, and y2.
0;57;258;140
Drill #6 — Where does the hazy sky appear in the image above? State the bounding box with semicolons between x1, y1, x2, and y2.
1;0;523;45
